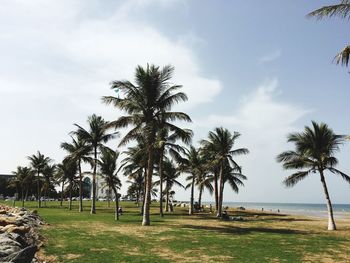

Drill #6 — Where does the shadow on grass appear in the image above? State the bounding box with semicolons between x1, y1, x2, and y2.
180;224;306;235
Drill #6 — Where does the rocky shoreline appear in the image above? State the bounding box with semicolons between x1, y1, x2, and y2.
0;205;44;263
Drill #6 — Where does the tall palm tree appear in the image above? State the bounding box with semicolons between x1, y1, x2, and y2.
28;151;52;208
201;128;249;218
99;148;122;220
308;1;350;66
73;114;117;214
102;64;191;226
61;136;92;212
156;127;192;216
56;160;78;211
277;121;349;230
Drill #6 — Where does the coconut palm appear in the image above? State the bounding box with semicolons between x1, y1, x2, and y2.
102;64;191;226
28;151;52;208
222;163;247;197
56;160;78;210
61;136;92;212
73;114;117;214
277;121;349;230
154;159;184;212
156;127;192;216
201;128;249;218
177;146;204;215
196;172;214;208
11;166;33;207
308;1;350;66
42;164;56;207
99;148;121;220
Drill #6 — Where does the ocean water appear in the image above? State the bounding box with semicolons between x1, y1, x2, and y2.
202;202;350;218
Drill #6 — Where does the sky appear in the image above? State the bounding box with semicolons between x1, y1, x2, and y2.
0;0;349;204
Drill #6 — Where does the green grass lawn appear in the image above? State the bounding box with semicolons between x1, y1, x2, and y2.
2;200;350;262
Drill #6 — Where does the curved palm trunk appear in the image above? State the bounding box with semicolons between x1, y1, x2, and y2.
320;171;336;230
189;176;195;215
217;165;224;218
142;142;154;226
159;148;164;217
68;181;73;211
214;172;218;212
113;187;119;221
78;161;83;212
37;170;41;208
91;147;97;214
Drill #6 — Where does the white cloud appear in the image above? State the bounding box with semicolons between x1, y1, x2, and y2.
191;78;311;202
258;50;281;64
0;0;221;173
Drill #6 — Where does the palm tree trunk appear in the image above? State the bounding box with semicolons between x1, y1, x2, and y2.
165;185;169;212
142;142;154;226
159;149;164;217
91;147;97;214
189;176;195;215
217;165;224;218
113;187;119;221
320;171;336;230
37;170;41;208
198;186;203;208
21;187;25;208
214;172;218;212
25;188;29;201
60;181;64;207
108;187;111;208
79;161;83;212
69;182;72;211
140;167;147;215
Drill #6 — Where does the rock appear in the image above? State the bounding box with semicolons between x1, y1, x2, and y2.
3;245;37;263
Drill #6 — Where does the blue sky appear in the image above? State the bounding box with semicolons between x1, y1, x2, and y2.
0;0;349;203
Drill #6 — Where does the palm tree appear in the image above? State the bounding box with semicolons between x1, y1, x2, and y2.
196;172;213;208
99;148;122;220
308;1;350;66
154;159;184;212
11;166;33;207
56;160;78;210
61;136;92;212
277;121;349;230
177;146;204;215
102;64;191;226
222;163;247;198
156;127;192;216
73;114;117;214
28;151;52;208
42;164;56;207
201;128;249;218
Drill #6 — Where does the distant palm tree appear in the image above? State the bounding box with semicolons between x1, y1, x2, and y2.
42;164;56;207
156;127;192;216
177;146;204;215
196;172;213;208
11;166;33;207
99;148;122;220
28;151;52;208
308;1;350;66
154;159;184;212
102;64;191;226
73;114;117;214
61;136;92;212
201;128;249;218
277;121;349;230
56;160;78;210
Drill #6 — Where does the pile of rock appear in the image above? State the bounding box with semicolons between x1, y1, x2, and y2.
0;205;44;263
